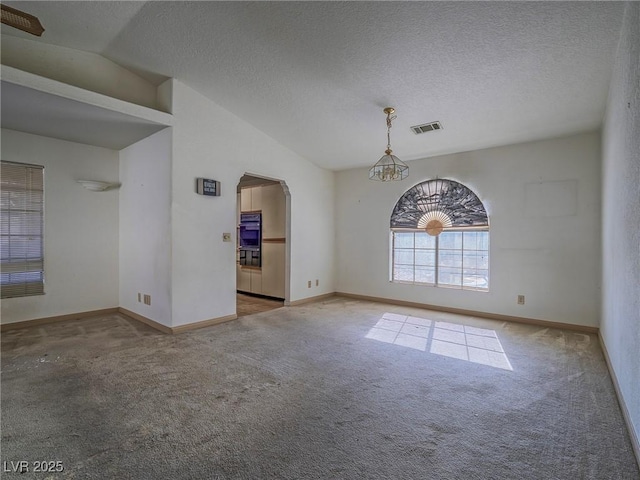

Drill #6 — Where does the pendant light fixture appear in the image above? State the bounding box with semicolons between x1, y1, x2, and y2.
369;107;409;181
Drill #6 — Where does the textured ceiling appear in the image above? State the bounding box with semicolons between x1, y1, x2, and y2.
2;1;625;170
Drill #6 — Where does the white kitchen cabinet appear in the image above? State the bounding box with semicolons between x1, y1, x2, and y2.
237;266;263;294
261;184;286;238
237;265;251;292
240;188;252;212
250;186;262;211
261;243;285;298
250;268;262;293
240;186;262;211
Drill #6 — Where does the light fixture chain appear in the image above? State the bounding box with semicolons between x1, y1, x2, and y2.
386;112;397;151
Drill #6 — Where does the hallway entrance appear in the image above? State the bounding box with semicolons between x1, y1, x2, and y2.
236;174;289;316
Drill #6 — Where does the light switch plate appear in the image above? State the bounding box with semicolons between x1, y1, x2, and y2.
222;232;231;242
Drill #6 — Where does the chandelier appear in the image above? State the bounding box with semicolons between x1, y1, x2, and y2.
369;107;409;181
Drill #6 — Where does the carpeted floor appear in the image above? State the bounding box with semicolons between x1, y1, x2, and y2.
1;297;638;479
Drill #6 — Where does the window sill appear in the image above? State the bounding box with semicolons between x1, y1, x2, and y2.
390;280;489;293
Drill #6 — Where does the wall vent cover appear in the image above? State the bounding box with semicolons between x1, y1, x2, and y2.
1;4;45;36
410;121;443;135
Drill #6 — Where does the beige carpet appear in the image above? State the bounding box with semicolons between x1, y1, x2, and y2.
1;297;638;479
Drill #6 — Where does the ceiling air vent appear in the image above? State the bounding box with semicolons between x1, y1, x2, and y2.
410;121;443;135
1;4;45;36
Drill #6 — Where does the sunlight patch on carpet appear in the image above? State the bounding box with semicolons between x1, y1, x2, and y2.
365;313;513;370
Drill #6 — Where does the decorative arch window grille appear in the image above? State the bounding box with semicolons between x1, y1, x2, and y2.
390;179;489;290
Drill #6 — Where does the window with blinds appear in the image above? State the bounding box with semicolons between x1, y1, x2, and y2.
1;161;45;298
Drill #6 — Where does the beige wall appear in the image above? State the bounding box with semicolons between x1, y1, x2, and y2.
119;129;173;327
1;129;120;324
336;131;602;327
169;80;335;327
1;35;160;110
601;0;640;456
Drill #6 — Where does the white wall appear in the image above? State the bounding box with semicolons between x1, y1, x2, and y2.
1;35;160;110
601;1;640;454
119;128;173;327
1;129;119;323
336;131;601;327
169;80;335;327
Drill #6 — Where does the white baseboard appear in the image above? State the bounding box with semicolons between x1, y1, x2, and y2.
598;334;640;470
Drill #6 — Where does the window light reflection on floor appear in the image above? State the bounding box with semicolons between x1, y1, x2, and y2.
365;313;513;371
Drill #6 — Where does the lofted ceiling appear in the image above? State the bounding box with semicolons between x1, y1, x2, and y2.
1;1;625;170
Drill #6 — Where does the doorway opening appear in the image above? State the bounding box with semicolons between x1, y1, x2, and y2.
236;173;290;317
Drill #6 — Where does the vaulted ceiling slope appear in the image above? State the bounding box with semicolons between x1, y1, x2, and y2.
1;1;625;170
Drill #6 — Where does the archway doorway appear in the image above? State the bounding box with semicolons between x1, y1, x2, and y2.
236;174;290;317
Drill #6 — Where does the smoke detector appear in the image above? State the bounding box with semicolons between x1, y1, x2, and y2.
410;121;443;135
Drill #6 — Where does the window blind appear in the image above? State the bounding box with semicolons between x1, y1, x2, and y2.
1;161;45;298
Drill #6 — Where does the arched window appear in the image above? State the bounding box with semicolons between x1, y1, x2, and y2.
390;179;489;290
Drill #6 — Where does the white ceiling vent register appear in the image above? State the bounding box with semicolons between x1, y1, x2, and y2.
411;121;443;135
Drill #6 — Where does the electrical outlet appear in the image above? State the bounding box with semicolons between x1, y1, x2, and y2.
138;293;141;302
222;232;231;242
316;279;319;287
144;294;151;306
517;295;525;305
307;281;311;288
